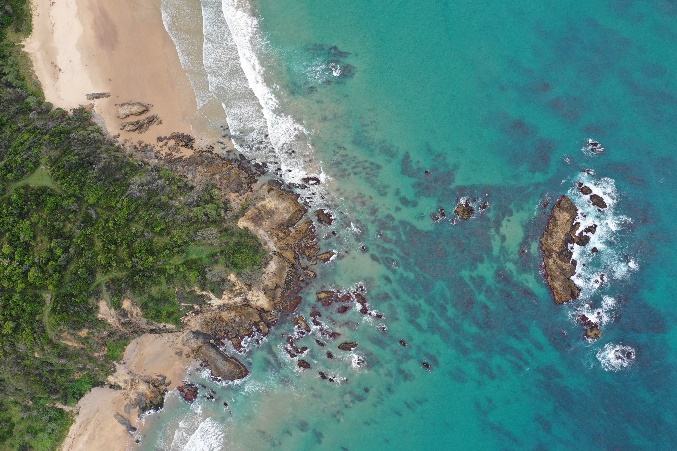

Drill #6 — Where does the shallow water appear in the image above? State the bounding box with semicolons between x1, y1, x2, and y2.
145;0;677;448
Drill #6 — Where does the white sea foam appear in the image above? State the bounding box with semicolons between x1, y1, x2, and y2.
200;0;268;149
567;174;637;301
164;0;332;207
182;417;226;451
571;295;617;336
218;0;328;198
596;343;636;371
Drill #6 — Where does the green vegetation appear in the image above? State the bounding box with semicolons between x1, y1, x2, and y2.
0;2;266;449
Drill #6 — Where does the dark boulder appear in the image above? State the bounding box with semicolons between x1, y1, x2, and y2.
590;194;608;209
177;383;199;402
338;341;358;351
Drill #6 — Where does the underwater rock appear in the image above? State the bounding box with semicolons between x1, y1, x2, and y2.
317;291;339;306
540;195;581;304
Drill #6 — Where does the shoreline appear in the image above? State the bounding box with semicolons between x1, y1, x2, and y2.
21;0;323;449
62;333;195;450
23;0;214;148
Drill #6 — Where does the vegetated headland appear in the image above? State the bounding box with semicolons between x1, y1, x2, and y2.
0;2;327;449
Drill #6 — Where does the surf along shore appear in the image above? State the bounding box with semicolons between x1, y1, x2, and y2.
22;0;325;448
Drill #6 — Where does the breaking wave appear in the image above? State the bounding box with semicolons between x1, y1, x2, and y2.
567;174;638;301
596;343;636;372
163;0;329;206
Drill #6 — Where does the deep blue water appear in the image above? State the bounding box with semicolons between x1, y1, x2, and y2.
147;0;677;448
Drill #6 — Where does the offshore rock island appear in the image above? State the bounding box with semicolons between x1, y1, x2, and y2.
540;195;582;304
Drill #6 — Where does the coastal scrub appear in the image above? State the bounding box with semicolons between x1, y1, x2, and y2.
0;3;265;448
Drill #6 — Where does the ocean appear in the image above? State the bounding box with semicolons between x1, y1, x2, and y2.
142;0;677;448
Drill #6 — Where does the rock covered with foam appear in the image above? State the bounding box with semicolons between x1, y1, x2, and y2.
596;343;636;371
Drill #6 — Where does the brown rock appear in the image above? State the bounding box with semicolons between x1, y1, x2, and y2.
454;201;474;220
117;101;151;119
316;251;336;263
287;296;302;312
314;209;334;225
585;326;602;340
540;196;581;304
579;185;593;195
338;341;358;351
183;331;249;380
590;194;608;209
177;383;199;402
317;291;338;306
297;359;311;369
294;316;311;332
120;114;161;133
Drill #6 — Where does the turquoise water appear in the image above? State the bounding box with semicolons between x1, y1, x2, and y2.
146;0;677;448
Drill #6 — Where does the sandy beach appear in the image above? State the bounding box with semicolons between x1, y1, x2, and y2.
23;0;208;145
21;0;213;448
62;333;195;451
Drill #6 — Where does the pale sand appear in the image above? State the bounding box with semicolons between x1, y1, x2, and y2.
62;333;195;451
24;0;211;145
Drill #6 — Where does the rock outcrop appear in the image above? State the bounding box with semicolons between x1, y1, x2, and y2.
454;201;474;220
540;195;581;304
182;331;249;381
120;114;161;133
590;194;608;209
314;209;334;225
338;341;358;351
86;92;111;100
177;383;199;402
117;102;151;119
